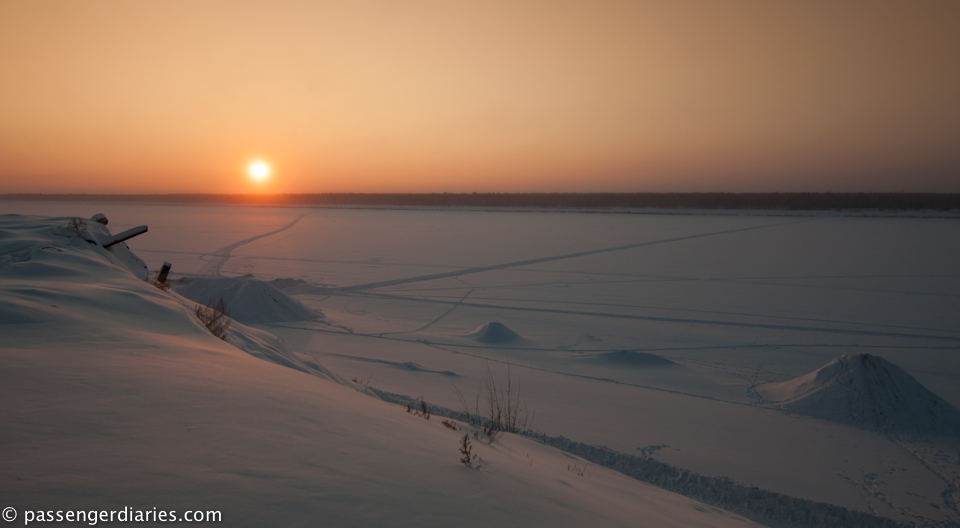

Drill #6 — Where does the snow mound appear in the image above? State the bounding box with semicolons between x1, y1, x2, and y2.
466;321;522;344
0;214;149;281
586;350;676;367
173;276;318;325
756;354;960;436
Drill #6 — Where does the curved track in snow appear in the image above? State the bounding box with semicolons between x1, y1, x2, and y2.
198;214;308;276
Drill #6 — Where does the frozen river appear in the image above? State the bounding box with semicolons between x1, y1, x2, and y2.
6;200;960;525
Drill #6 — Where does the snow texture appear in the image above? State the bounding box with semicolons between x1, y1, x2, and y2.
757;354;960;436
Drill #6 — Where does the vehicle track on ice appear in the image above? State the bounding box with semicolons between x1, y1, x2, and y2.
332;221;798;291
198;214;308;276
333;291;960;342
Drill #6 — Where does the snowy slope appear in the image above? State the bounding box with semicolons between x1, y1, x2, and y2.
0;214;760;528
757;354;960;436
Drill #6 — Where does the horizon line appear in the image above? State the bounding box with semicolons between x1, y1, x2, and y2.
3;191;959;211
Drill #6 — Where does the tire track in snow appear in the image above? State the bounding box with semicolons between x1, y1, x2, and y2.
392;292;960;335
264;322;753;406
335;291;960;342
332;221;798;291
198;214;308;276
376;278;476;336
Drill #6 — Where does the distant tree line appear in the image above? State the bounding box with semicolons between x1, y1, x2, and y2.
3;192;959;210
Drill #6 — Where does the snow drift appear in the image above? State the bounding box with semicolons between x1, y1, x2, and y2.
466;321;522;344
0;214;149;280
756;353;960;436
173;276;318;325
0;214;338;383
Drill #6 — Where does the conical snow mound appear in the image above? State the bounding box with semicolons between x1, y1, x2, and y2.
466;322;522;344
174;277;318;325
757;354;960;436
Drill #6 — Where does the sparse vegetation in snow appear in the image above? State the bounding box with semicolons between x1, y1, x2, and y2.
455;363;530;443
459;434;479;469
66;217;87;233
195;297;231;340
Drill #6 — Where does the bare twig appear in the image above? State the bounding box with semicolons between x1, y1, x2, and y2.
453;362;530;443
195;297;231;340
66;218;87;233
405;395;431;420
459;434;479;469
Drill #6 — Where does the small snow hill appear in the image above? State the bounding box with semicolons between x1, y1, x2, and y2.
756;353;960;436
466;321;522;344
173;276;318;325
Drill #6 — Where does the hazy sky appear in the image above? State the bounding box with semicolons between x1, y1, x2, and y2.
1;0;958;193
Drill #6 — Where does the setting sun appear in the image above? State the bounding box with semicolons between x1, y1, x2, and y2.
248;161;271;182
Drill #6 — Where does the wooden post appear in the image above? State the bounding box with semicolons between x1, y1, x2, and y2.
156;262;172;285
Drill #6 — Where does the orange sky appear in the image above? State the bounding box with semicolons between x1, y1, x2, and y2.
1;0;958;193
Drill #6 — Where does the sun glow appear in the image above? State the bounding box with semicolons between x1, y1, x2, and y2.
248;161;271;182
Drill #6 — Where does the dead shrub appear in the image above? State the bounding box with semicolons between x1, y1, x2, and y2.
195;297;231;340
568;463;589;477
454;362;530;443
405;395;431;420
459;434;479;469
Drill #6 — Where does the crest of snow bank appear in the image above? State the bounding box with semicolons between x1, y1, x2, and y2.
0;214;149;280
0;214;339;383
173;277;318;325
757;354;960;436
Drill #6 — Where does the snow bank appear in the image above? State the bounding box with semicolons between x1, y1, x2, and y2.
757;354;960;436
0;214;338;383
0;214;149;280
173;276;318;325
466;321;522;344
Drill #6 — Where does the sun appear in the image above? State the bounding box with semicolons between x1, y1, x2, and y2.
248;160;271;182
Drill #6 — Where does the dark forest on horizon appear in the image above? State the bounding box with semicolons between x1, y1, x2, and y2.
3;192;959;211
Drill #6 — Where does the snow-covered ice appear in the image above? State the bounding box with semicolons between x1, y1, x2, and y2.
2;201;959;526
